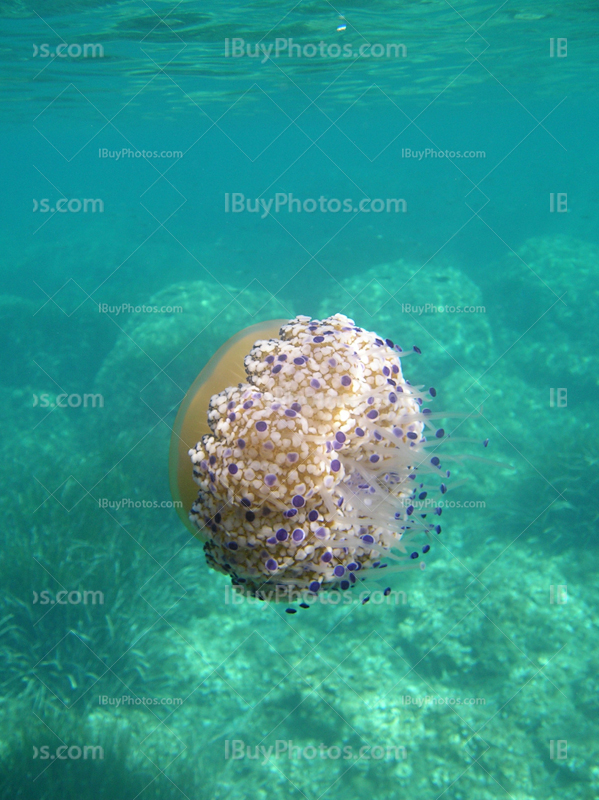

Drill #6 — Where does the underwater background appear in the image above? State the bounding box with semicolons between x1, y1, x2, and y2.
1;0;599;798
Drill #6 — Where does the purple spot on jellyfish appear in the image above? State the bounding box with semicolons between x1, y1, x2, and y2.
228;464;238;475
335;431;346;444
287;452;299;463
436;428;445;438
284;409;296;418
313;336;325;343
308;510;318;522
309;580;321;593
367;409;378;419
333;565;345;577
355;427;365;437
292;495;305;508
265;356;275;364
292;528;305;542
331;460;341;473
293;357;305;366
264;474;277;487
255;420;268;432
272;364;282;374
265;558;278;571
311;378;321;389
275;528;288;542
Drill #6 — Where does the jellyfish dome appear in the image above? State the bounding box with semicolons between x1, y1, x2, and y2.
170;314;453;603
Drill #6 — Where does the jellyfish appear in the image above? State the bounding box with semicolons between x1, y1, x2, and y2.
170;314;473;606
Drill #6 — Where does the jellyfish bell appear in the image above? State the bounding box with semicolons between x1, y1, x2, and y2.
170;314;492;608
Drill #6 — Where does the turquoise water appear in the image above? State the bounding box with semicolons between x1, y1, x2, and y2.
2;1;599;798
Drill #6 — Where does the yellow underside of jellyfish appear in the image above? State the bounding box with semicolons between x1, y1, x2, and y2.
170;319;287;536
